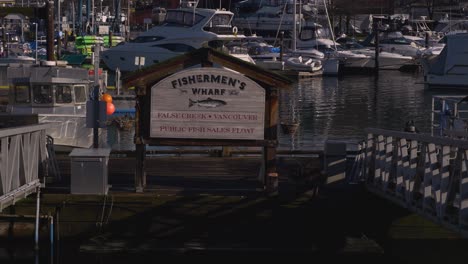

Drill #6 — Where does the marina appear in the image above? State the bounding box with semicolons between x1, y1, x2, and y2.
1;0;468;262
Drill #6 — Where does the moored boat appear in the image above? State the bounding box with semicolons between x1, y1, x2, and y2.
5;63;96;148
420;33;468;89
284;56;322;72
102;1;247;72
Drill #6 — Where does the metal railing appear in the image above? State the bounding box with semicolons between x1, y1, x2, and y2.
351;127;468;237
431;95;468;138
0;124;48;211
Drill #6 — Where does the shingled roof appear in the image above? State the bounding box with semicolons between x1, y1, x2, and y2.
122;47;293;90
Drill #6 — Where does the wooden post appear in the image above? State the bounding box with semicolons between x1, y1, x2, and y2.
265;89;279;192
109;30;113;47
134;84;146;192
135;143;146;192
425;31;430;48
373;18;379;75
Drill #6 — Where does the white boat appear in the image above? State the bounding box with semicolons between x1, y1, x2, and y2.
0;50;35;65
335;37;418;70
5;63;96;148
360;30;426;58
420;33;468;89
284;56;322;72
0;54;35;65
232;1;321;38
297;38;371;69
102;1;247;72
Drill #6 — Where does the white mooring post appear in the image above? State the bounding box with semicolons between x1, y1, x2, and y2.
34;186;41;250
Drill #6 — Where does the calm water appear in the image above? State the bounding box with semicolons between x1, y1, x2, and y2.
106;70;467;151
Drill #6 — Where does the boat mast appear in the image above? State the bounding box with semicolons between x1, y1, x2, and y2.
87;0;90;33
293;0;297;51
323;0;337;50
114;0;120;33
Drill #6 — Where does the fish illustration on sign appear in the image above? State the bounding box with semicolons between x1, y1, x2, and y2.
189;97;227;108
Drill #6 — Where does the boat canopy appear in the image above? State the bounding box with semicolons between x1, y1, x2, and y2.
427;33;468;75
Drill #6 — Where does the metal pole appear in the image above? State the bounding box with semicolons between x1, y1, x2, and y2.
21;19;24;42
34;23;38;64
93;41;100;148
86;0;91;33
373;17;379;74
72;0;75;35
49;215;54;261
94;41;100;86
292;0;296;51
127;0;130;41
92;0;95;34
57;0;60;32
78;0;82;34
93;84;100;148
34;187;41;250
46;1;55;61
6;33;8;58
1;27;5;57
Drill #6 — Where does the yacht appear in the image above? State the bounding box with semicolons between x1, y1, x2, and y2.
360;30;426;58
102;1;247;72
297;38;371;70
336;37;416;70
233;1;306;37
420;33;468;89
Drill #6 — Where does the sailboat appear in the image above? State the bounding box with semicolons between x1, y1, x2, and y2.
282;0;323;73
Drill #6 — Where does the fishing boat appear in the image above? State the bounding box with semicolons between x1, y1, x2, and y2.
4;63;96;148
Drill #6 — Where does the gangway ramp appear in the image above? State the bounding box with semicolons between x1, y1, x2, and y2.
0;124;48;248
351;127;468;238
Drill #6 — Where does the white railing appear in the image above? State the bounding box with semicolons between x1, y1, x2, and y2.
0;124;48;211
431;95;468;138
352;128;468;237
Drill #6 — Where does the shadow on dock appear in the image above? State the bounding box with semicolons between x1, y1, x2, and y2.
1;154;468;263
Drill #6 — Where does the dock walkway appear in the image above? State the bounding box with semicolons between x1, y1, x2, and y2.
2;153;468;263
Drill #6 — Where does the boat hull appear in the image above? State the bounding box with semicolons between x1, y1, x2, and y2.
39;115;94;148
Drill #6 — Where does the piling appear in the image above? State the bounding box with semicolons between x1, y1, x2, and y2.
373;18;379;75
46;1;55;61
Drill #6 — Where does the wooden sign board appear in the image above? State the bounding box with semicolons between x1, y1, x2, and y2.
150;68;265;140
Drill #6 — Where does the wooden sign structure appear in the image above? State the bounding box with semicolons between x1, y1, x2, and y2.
123;48;292;193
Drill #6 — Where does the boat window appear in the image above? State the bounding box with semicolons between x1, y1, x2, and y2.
164;10;204;26
151;43;196;52
209;14;232;27
74;85;87;103
14;84;30;103
55;85;73;104
130;36;165;43
33;85;52;104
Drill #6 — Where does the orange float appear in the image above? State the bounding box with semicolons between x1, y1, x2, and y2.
106;102;115;115
102;93;113;103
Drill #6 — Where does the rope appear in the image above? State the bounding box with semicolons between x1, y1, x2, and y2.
273;3;288;47
104;195;114;225
97;194;107;232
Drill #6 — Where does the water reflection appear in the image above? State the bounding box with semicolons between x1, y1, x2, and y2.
103;71;466;152
278;71;435;150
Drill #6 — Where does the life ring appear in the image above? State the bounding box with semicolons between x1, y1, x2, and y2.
232;26;238;36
